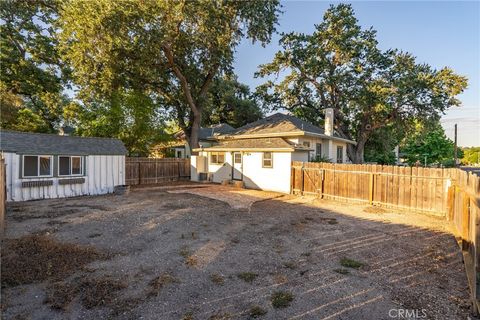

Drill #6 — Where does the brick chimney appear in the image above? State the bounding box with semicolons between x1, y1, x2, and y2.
324;108;334;136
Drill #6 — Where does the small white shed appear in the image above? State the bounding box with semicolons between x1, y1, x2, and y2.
0;130;127;201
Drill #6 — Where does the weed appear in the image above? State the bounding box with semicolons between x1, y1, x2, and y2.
210;273;225;285
209;312;231;319
301;251;311;257
182;312;194;320
249;305;267;317
237;272;258;283
334;268;350;275
271;291;294;308
340;258;364;269
185;255;198;267
148;273;178;297
179;246;190;258
283;261;297;269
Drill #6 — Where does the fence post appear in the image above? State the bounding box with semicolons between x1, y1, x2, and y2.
300;163;305;196
319;169;325;199
369;173;375;205
447;185;455;221
462;194;471;251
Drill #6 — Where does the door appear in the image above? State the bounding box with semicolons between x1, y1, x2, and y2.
232;152;242;180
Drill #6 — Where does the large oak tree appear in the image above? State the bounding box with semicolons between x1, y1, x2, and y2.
256;4;467;163
59;0;280;151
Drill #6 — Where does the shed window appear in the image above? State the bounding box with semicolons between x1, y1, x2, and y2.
336;146;344;163
23;155;52;177
210;152;225;164
59;156;83;176
262;152;273;168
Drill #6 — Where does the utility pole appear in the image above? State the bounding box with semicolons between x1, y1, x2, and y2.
454;124;458;167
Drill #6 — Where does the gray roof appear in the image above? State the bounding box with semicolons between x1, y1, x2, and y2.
194;137;311;151
232;113;325;136
0;130;127;155
198;123;235;140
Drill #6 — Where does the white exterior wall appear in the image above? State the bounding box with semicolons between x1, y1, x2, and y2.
242;152;292;193
192;151;294;194
4;152;125;202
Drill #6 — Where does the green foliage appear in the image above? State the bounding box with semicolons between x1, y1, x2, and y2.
255;4;467;163
59;0;280;149
203;77;263;128
310;155;332;163
461;147;480;165
402;124;461;167
67;90;169;156
340;258;364;269
0;0;70;132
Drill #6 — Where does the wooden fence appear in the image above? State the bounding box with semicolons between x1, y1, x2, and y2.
125;158;190;185
0;156;6;237
291;161;480;312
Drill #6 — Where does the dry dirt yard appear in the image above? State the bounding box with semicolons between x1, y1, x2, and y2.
1;184;473;320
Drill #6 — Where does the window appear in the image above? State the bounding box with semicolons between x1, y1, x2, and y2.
316;143;322;157
23;155;52;177
234;153;242;164
262;152;273;168
59;156;83;176
336;146;344;163
303;141;311;148
210;152;225;164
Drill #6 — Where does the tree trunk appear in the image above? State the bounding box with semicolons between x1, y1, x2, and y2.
188;111;202;155
348;136;368;164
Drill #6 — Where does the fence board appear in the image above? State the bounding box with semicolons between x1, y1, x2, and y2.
125;158;190;185
0;156;5;236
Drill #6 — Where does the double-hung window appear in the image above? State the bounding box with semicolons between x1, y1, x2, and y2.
262;152;273;168
23;155;53;177
336;146;344;163
210;152;225;165
316;143;322;158
59;156;83;176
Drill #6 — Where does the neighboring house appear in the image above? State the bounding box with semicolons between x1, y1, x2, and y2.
0;130;127;201
191;108;356;193
172;123;235;158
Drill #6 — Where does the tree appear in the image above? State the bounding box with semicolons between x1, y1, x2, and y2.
402;123;461;167
256;4;467;163
0;0;70;132
65;90;169;156
59;0;280;152
461;147;480;165
202;77;263;128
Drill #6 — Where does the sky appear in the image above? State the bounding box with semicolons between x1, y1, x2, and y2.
233;1;480;147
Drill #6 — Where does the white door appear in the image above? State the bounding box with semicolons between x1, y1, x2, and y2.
232;152;242;180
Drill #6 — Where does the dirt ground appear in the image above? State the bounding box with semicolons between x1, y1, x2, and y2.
1;184;473;320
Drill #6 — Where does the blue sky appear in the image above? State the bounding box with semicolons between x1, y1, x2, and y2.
233;1;480;147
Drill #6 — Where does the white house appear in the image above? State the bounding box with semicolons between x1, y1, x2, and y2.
0;130;127;201
191;108;356;193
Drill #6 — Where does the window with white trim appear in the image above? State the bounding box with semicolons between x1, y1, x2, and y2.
210;152;225;164
336;146;344;163
59;156;83;176
23;155;52;177
316;143;322;157
262;152;273;168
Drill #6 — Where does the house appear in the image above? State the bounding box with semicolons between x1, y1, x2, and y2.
0;130;127;201
172;123;235;158
190;108;356;193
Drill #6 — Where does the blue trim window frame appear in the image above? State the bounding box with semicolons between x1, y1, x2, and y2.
22;155;53;178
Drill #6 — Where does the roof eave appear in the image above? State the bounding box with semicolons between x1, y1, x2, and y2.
218;131;305;139
303;131;357;145
192;147;295;152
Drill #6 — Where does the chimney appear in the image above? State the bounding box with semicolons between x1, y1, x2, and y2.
324;108;334;136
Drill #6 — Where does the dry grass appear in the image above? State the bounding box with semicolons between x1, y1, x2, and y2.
363;206;387;214
147;273;179;297
1;235;106;288
237;272;258;283
210;273;225;285
185;255;198;267
271;291;294;308
45;276;128;311
80;276;128;309
249;305;267;317
340;258;364;269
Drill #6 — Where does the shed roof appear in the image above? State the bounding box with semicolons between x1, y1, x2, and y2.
0;130;128;155
193;137;311;152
